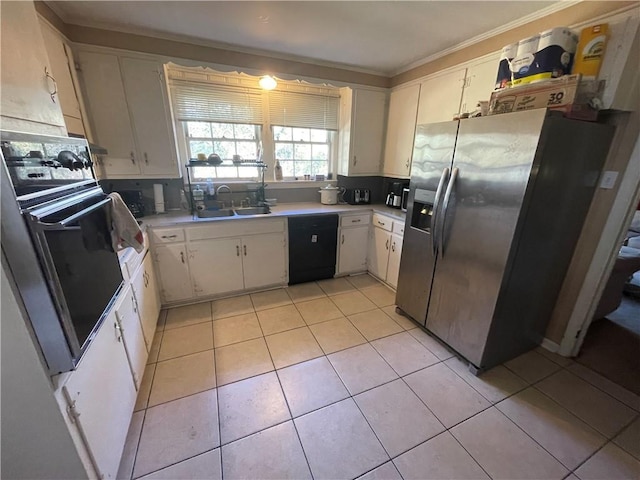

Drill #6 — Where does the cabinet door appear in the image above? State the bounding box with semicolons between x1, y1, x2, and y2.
38;19;84;136
386;233;403;288
383;84;420;178
368;227;391;281
0;1;65;134
188;238;244;296
120;58;179;177
416;68;466;125
76;51;140;177
350;89;387;175
115;285;147;389
338;226;369;274
131;253;161;349
63;310;136;479
154;244;193;302
459;55;499;114
242;233;287;290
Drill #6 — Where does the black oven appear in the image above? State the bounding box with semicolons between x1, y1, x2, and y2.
1;131;122;374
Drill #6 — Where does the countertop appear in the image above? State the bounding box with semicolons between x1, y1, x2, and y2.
139;202;406;228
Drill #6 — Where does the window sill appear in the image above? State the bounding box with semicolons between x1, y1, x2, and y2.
265;180;337;190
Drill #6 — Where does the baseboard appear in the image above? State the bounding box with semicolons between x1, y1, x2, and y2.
540;337;561;353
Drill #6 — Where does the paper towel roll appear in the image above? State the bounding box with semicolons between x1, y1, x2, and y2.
153;184;165;213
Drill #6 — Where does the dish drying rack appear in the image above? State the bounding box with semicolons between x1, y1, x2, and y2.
184;159;268;215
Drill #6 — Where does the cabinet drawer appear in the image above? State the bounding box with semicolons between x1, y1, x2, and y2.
340;213;370;227
187;218;285;241
372;213;393;231
150;228;185;244
392;220;405;236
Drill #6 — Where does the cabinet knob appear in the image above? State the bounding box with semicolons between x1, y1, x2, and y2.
353;155;357;166
180;251;185;264
236;245;240;257
144;152;149;165
243;245;247;256
392;242;396;252
130;152;136;164
385;239;389;250
405;158;410;168
341;234;345;245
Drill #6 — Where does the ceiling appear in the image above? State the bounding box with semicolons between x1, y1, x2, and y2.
48;1;566;76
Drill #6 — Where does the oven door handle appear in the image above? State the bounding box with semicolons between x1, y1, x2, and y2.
35;198;112;229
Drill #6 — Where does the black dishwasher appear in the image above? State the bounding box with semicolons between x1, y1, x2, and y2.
288;215;338;284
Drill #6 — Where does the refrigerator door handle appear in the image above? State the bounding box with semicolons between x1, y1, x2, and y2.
431;167;450;256
439;167;459;258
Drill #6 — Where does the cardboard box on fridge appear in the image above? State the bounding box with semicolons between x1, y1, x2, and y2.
488;74;602;121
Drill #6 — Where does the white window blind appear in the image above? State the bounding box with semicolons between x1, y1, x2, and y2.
269;90;339;130
170;82;264;124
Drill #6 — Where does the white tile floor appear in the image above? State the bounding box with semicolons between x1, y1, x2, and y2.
118;275;640;480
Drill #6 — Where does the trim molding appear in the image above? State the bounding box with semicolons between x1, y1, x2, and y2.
540;338;561;354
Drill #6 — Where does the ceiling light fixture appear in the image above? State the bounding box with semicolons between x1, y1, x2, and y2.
259;75;277;90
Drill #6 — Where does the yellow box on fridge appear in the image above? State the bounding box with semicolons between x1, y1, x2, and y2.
572;24;608;78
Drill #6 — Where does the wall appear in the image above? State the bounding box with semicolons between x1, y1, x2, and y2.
1;260;87;479
34;2;388;89
546;110;640;344
391;1;637;86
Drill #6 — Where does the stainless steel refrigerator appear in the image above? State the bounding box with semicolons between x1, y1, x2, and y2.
396;109;614;372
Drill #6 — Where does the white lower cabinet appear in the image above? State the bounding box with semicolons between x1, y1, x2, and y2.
242;233;287;289
154;243;193;302
369;227;392;280
386;233;403;288
152;220;287;303
368;214;405;288
114;285;147;389
338;213;370;275
130;252;162;349
189;237;244;296
62;309;137;479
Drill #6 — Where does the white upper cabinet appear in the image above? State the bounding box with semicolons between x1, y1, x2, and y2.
77;51;140;176
76;49;180;179
0;1;65;135
120;58;180;177
459;54;500;115
38;19;85;136
382;84;420;178
338;88;387;176
416;68;466;125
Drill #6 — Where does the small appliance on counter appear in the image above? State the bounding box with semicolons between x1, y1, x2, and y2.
386;181;409;208
319;184;343;205
117;190;146;218
343;188;371;205
401;187;410;212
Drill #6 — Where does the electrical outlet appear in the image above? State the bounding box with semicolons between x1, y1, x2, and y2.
599;171;618;189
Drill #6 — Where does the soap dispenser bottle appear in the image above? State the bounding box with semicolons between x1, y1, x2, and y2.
274;160;283;181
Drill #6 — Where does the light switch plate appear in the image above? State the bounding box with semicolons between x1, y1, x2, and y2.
599;171;618;189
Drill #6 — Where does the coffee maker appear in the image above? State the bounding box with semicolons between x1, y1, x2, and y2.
386;181;408;209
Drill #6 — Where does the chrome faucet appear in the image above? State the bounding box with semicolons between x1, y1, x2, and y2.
216;184;232;195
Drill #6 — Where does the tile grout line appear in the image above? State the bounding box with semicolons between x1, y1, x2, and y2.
211;301;224;480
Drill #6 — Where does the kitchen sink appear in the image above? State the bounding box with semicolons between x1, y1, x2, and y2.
234;206;271;215
196;208;235;218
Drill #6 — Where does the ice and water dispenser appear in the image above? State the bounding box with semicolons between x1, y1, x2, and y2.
410;188;436;232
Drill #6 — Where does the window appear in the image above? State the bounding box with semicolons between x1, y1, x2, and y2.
168;67;340;181
184;121;261;179
273;126;332;177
